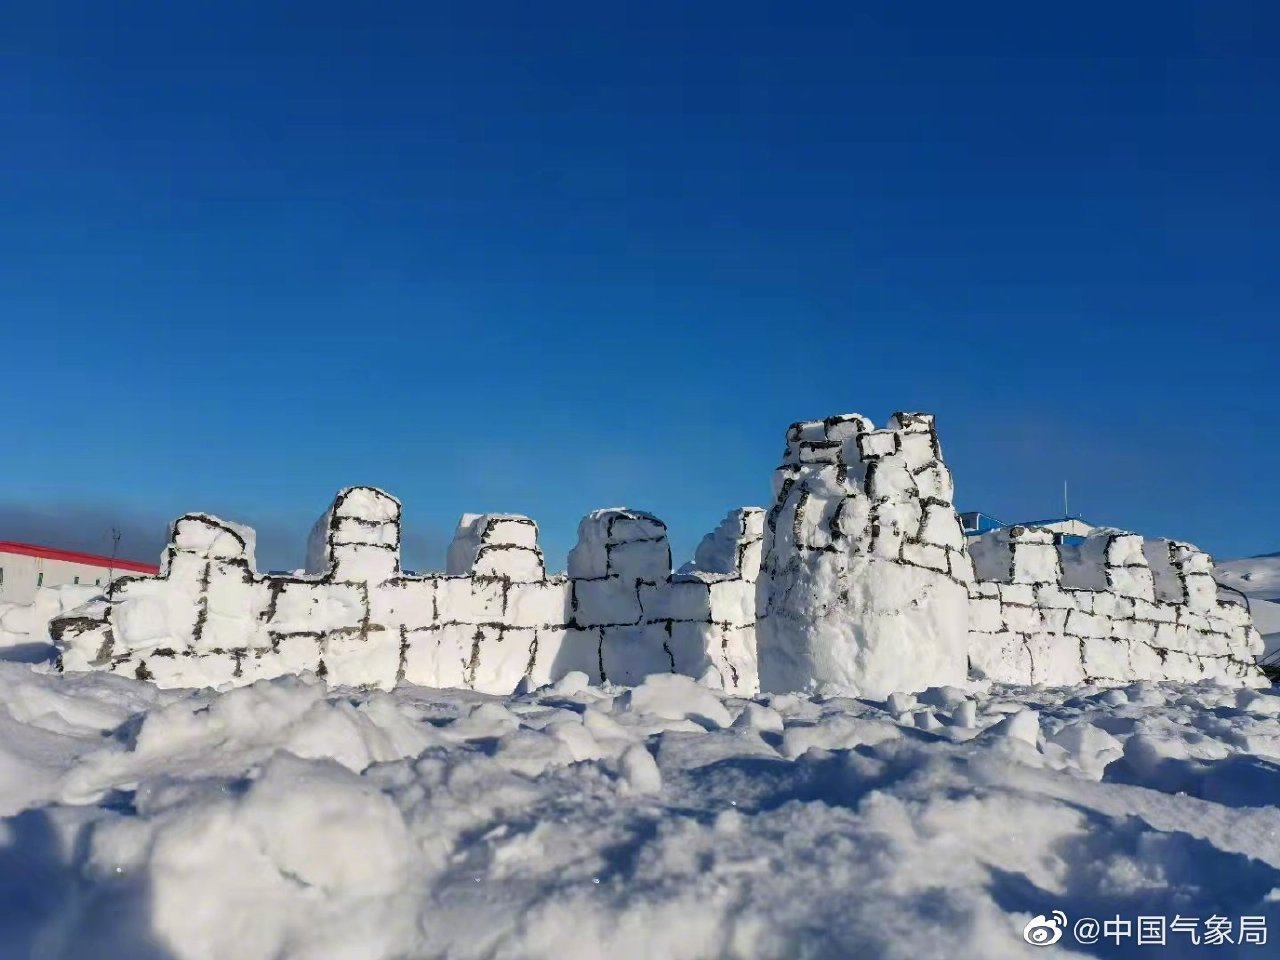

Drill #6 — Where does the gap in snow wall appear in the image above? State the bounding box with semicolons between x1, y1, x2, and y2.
48;411;1265;694
50;487;762;694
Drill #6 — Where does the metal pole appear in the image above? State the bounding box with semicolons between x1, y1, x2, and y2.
108;527;121;598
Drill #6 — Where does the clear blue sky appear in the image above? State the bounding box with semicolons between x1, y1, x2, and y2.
2;1;1277;571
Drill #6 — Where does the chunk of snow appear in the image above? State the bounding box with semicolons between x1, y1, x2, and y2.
618;743;662;793
989;708;1040;746
615;674;732;729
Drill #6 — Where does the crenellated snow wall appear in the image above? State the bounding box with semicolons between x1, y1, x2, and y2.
49;412;1265;694
966;525;1261;686
51;491;761;694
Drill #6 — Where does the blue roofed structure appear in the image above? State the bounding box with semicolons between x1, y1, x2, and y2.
959;512;1007;536
959;512;1096;545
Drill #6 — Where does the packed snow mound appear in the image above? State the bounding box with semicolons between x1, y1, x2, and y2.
3;664;1280;959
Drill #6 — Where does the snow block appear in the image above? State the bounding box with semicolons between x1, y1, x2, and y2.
568;509;670;581
448;514;546;580
505;579;572;628
325;629;400;690
680;508;766;579
435;575;506;624
467;626;537;693
307;487;402;583
572;577;642;628
601;623;673;686
169;514;256;565
369;578;437;631
531;627;603;685
640;578;712;622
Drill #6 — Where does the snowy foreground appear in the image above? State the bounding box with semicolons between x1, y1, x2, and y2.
3;666;1280;959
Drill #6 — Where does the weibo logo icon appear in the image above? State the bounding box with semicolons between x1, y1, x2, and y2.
1022;911;1067;946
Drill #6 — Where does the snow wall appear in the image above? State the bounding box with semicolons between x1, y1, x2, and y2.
49;412;1265;694
753;413;1263;695
967;525;1262;687
50;489;761;694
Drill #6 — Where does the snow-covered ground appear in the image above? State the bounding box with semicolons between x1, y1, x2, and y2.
3;664;1280;959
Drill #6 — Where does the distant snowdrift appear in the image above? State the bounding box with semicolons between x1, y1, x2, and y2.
2;665;1279;959
1218;554;1280;657
1249;598;1280;657
1219;554;1280;601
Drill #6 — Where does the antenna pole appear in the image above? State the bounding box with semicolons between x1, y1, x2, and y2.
108;527;121;598
1063;480;1070;519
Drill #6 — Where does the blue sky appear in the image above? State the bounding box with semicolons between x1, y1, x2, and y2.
2;1;1277;570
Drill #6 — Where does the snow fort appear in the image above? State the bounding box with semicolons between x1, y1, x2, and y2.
49;412;1265;695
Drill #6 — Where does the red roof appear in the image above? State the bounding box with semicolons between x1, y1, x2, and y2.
0;541;159;575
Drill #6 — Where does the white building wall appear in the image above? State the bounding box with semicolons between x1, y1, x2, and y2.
1026;518;1096;538
0;552;122;605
